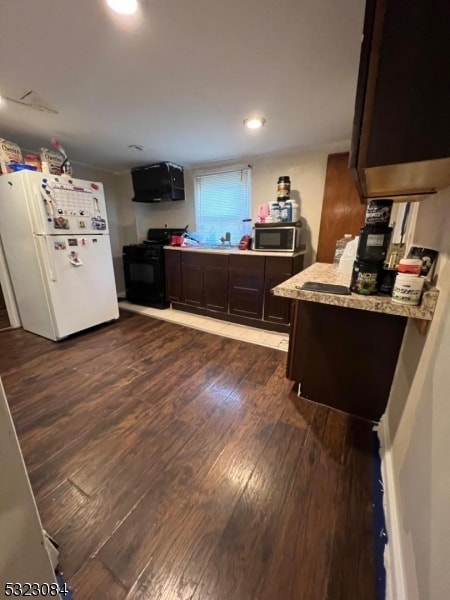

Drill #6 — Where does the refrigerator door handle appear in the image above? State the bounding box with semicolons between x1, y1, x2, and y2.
37;237;57;282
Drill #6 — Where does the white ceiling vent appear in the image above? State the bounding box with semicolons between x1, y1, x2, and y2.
4;90;59;115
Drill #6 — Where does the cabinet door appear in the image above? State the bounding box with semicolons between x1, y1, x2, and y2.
164;250;182;302
264;273;292;324
349;0;450;198
204;255;229;313
263;257;292;324
287;300;406;421
229;256;265;320
181;254;204;306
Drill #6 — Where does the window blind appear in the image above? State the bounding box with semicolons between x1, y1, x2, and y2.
194;167;251;246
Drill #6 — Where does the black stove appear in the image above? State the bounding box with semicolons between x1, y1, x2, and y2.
122;228;186;308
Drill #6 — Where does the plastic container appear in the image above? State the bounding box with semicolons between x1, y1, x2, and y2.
357;225;392;262
365;199;393;226
350;259;383;295
277;176;291;200
333;234;353;267
392;273;425;305
287;198;299;222
398;258;422;276
269;201;281;222
338;236;358;275
379;268;397;295
279;201;292;222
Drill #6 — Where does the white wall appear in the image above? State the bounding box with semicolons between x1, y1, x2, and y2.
73;164;137;296
126;141;350;267
72;141;349;294
384;188;450;600
0;379;57;588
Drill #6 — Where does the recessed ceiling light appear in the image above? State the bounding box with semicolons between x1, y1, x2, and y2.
106;0;138;15
243;117;266;130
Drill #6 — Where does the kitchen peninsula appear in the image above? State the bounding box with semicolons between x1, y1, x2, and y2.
273;263;439;421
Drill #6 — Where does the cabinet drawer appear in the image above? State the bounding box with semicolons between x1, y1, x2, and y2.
229;254;265;273
164;249;181;264
204;254;229;269
181;252;205;268
265;256;292;275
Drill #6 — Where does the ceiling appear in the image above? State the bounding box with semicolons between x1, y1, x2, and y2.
0;0;365;170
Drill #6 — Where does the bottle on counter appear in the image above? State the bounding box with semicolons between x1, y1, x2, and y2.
333;234;353;267
285;198;299;222
269;201;281;222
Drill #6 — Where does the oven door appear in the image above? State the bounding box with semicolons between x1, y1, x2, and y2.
254;227;295;251
123;254;168;308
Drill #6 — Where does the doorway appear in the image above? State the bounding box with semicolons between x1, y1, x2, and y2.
0;238;20;332
0;282;11;330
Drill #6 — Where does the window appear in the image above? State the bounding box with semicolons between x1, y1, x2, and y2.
194;166;251;246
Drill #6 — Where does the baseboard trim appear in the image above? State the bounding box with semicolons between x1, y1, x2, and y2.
377;418;407;600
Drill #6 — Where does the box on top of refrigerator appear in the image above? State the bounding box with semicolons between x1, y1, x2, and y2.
0;138;23;174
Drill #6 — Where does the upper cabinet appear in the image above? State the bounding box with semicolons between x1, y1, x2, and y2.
349;0;450;202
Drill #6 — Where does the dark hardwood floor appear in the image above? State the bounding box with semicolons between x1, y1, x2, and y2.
0;311;376;600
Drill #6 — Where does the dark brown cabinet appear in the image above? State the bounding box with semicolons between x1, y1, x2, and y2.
165;249;304;332
165;249;182;302
287;300;406;421
204;255;229;313
263;258;293;324
350;0;450;200
169;251;230;312
181;253;204;307
229;255;265;320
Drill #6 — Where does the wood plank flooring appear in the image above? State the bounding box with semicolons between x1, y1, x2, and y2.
0;311;376;600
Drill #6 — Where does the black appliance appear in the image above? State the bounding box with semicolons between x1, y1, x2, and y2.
122;228;186;308
253;222;302;252
131;162;185;203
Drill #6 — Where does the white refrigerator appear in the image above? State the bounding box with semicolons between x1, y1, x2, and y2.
0;171;119;341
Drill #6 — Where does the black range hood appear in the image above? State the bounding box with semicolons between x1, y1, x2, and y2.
131;162;185;203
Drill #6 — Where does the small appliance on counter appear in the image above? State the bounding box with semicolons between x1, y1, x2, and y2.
239;219;252;250
253;222;302;252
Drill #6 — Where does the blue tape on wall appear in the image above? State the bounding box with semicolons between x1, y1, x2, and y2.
372;431;387;600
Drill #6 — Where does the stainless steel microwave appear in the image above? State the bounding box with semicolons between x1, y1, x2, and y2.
253;225;302;252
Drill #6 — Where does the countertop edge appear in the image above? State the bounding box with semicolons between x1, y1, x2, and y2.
163;245;307;258
272;262;439;321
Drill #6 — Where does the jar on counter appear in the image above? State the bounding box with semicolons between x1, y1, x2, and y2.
398;258;422;276
277;176;291;200
357;225;393;262
350;259;383;295
392;273;425;305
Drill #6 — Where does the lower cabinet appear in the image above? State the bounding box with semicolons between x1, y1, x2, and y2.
229;255;265;319
164;249;304;331
204;255;229;312
165;249;182;302
181;253;204;307
263;257;294;324
173;251;230;313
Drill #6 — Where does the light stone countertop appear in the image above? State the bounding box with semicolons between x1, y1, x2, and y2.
272;262;440;321
164;245;306;258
